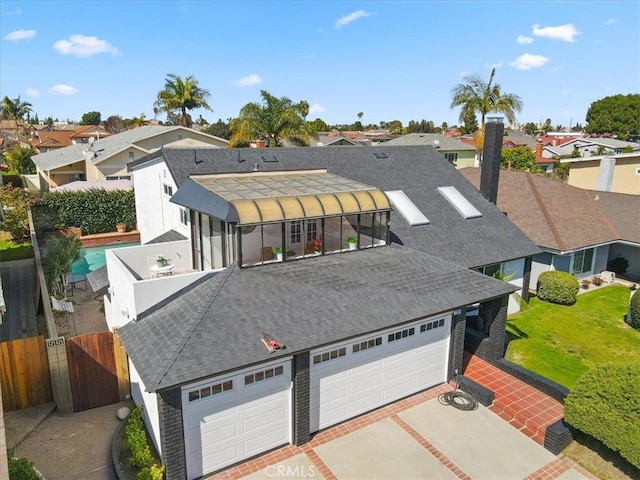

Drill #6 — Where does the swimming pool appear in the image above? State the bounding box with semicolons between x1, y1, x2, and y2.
71;242;140;275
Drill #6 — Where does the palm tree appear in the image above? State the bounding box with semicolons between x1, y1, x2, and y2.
0;96;33;141
450;68;523;128
229;91;313;147
450;68;522;163
154;74;212;128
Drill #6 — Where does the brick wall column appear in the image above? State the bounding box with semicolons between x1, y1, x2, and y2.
522;256;532;303
158;388;186;479
484;294;509;362
292;352;310;446
448;308;467;381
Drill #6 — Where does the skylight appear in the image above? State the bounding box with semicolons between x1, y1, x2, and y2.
385;190;430;226
261;155;279;163
437;186;482;219
372;152;388;159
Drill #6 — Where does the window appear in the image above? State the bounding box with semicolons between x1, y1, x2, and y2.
163;184;173;196
352;336;382;353
388;327;415;343
479;263;501;277
313;347;346;365
437;186;482;219
244;365;285;385
180;209;188;225
307;220;318;241
420;318;445;332
290;221;301;243
572;248;594;275
188;379;233;402
128;152;134;160
444;152;458;164
106;175;131;181
384;190;430;226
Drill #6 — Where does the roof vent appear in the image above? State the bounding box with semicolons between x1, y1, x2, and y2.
261;155;279;163
372;152;388;159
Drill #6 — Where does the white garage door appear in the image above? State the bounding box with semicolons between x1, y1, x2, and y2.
310;315;450;432
182;359;291;479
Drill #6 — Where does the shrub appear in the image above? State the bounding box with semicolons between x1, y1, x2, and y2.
138;463;166;480
125;407;153;468
537;271;579;305
607;256;629;276
592;275;603;286
564;363;640;469
8;454;38;480
581;279;592;289
630;290;640;330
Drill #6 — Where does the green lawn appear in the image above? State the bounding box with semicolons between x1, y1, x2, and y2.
0;239;34;261
505;285;640;389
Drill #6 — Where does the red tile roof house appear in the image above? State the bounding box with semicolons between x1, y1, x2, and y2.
104;142;554;478
461;168;640;286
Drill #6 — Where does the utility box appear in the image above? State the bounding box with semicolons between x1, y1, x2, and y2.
600;271;616;283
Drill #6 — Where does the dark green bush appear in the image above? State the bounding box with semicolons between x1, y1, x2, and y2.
564;363;640;469
8;454;38;480
537;271;579;305
629;290;640;330
125;406;153;468
607;256;629;275
35;188;136;235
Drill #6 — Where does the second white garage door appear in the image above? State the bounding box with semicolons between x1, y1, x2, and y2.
310;315;450;432
182;359;291;479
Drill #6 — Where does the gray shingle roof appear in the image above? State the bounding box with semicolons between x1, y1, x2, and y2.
384;133;475;151
117;245;517;392
31;126;227;171
130;145;540;268
145;229;188;244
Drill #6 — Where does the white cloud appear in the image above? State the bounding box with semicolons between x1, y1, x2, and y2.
309;104;325;115
231;74;262;87
335;10;371;29
532;23;580;42
53;34;119;57
604;18;617;26
49;84;79;96
509;53;549;70
517;35;533;44
26;88;40;98
4;29;36;41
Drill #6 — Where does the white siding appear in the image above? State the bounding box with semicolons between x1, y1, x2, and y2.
128;358;161;456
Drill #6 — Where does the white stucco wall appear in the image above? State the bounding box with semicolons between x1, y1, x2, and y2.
593;245;610;277
502;258;525;314
132;159;190;244
128;358;161;456
530;252;553;291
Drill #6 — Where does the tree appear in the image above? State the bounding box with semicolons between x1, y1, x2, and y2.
4;144;35;174
542;118;552;134
44;235;81;299
406;119;436;133
308;118;330;132
154;74;212;128
80;111;101;125
0;184;35;241
357;112;364;129
585;94;640;140
298;101;310;121
450;68;523;127
229;90;313;147
0;96;33;141
461;110;479;134
204;118;232;140
387;120;404;135
500;146;540;172
522;122;537;136
104;115;125;134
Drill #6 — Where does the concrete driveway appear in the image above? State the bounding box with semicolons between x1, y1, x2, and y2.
214;387;594;480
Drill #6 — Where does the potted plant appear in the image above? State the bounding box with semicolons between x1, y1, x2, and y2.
347;236;357;250
592;275;603;286
312;237;322;254
156;255;171;267
116;222;127;233
272;247;283;262
581;278;592;289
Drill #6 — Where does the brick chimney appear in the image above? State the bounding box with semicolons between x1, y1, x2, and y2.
535;140;543;162
479;117;504;205
255;139;266;148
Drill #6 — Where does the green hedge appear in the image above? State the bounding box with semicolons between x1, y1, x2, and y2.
629;290;640;330
537;271;579;305
125;406;165;480
35;189;136;235
564;363;640;469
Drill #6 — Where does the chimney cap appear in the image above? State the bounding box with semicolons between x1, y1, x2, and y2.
486;116;503;123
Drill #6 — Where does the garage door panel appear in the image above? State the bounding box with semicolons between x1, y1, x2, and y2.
244;424;289;456
311;315;451;432
201;443;239;472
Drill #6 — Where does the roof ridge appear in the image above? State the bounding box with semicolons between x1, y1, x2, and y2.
525;173;566;251
587;189;621;240
151;264;238;390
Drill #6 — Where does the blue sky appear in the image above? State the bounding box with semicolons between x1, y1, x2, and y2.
1;1;638;129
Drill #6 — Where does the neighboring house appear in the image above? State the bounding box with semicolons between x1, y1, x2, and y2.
313;132;361;146
29;125;112;153
560;152;640;195
30;126;228;188
385;133;476;168
105;145;539;479
553;137;640;158
461;168;640;287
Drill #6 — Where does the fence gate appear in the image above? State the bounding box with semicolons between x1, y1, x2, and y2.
66;332;121;412
0;335;53;411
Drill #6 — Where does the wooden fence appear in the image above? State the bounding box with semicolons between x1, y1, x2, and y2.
0;335;53;411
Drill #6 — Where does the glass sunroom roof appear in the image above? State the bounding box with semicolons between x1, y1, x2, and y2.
187;170;390;225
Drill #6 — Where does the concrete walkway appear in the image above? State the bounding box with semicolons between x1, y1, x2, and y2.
208;385;596;480
11;401;132;480
0;259;38;342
